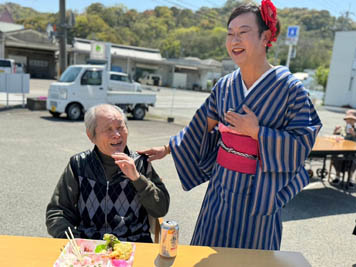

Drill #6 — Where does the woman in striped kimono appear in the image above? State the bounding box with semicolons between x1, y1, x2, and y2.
140;0;322;250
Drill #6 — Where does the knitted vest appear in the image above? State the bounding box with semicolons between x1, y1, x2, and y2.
69;148;150;241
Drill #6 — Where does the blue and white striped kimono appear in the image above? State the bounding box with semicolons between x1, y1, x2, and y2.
169;66;322;250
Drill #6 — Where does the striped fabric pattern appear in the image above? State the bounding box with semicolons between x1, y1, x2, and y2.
170;66;322;249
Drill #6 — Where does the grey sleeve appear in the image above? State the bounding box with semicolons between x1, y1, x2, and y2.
46;162;81;238
131;163;170;218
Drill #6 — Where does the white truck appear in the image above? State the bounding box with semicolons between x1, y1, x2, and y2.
46;65;156;120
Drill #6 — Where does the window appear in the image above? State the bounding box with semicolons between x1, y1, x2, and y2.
110;74;130;82
60;67;82;82
0;60;11;67
110;74;120;81
120;75;129;82
81;70;102;85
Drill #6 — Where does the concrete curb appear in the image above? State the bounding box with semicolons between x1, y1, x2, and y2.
323;106;350;114
0;104;25;112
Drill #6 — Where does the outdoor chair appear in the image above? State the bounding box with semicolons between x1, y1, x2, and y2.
328;153;356;189
148;216;163;243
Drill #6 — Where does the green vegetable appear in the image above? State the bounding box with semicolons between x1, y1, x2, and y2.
103;233;120;249
95;244;107;253
94;233;121;253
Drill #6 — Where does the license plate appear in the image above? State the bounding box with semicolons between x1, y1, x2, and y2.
51;106;56;112
0;70;4;73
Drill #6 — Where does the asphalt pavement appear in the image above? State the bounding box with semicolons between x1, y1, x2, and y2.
0;79;356;266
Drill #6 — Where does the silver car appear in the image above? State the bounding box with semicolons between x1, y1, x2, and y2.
0;58;16;73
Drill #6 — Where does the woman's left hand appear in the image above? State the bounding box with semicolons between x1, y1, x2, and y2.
225;105;260;140
112;153;140;181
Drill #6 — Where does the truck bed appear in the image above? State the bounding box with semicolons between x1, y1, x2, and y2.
107;91;156;105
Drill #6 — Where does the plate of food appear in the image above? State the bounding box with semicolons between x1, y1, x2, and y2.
54;233;135;267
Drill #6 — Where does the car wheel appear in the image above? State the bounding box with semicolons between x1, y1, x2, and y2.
49;111;61;118
132;105;146;120
67;104;82;121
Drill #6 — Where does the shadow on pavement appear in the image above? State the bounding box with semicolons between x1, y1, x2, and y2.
283;186;356;222
40;115;83;123
0;105;24;112
39;115;155;123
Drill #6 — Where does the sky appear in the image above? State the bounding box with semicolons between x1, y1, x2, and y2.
1;0;355;19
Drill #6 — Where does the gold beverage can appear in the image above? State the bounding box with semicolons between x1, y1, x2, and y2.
159;220;179;258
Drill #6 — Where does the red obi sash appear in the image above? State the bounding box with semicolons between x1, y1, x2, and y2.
217;123;259;174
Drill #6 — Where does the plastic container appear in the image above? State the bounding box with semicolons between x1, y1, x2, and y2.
54;238;135;267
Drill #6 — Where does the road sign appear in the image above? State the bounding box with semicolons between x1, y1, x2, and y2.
90;42;106;60
286;25;300;45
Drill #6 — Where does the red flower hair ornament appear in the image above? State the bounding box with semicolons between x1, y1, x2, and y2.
260;0;277;47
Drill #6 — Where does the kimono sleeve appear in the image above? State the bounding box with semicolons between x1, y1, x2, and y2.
169;86;220;191
206;84;219;121
258;85;322;173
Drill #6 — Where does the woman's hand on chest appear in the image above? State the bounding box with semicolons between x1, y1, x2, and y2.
225;105;260;140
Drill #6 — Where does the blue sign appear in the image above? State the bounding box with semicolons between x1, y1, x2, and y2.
288;27;298;38
286;25;300;45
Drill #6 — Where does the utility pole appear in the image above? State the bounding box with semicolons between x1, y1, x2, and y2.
59;0;67;75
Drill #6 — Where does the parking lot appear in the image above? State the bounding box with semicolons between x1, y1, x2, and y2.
1;80;356;266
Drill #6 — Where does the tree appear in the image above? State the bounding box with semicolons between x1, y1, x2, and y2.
5;1;356;71
86;3;105;16
315;66;329;90
160;36;181;58
72;14;112;41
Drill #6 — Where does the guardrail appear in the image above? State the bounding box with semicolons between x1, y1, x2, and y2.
0;73;30;107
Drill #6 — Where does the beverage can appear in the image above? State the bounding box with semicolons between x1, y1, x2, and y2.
346;124;352;134
159;220;179;258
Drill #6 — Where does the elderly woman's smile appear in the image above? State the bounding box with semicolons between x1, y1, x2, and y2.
87;106;129;156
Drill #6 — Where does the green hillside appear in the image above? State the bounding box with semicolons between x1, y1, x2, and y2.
1;0;355;72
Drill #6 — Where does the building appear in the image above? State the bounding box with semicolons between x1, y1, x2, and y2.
69;38;163;82
1;29;58;78
0;21;24;58
324;31;356;108
221;58;238;76
69;38;222;90
165;57;222;90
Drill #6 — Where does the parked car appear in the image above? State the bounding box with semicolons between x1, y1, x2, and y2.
109;71;142;92
192;83;202;91
15;62;25;73
0;58;16;73
139;73;162;86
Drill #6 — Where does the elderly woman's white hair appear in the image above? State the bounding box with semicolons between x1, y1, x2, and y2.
84;104;127;138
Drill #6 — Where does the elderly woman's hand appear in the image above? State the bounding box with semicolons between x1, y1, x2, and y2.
112;153;140;181
225;105;260;140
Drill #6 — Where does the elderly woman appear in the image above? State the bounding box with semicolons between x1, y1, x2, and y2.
140;0;321;250
331;109;356;185
46;104;169;242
